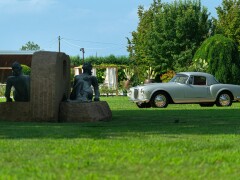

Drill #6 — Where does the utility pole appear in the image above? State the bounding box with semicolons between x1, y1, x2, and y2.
80;48;85;64
58;36;61;52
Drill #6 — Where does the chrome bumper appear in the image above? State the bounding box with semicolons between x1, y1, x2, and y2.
129;98;150;103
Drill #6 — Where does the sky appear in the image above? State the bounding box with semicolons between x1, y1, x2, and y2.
0;0;222;57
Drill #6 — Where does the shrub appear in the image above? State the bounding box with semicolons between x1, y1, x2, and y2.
96;69;105;84
99;84;116;96
0;84;5;97
160;70;176;82
21;65;31;75
189;58;208;72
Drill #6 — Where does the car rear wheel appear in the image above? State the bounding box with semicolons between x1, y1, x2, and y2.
136;102;151;108
216;92;232;107
150;92;169;108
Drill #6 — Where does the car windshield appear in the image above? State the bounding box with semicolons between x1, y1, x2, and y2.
169;74;189;84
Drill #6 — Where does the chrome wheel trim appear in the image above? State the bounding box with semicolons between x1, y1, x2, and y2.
154;94;167;107
219;94;231;106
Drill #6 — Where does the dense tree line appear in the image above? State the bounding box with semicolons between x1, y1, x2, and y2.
70;54;130;66
127;0;240;84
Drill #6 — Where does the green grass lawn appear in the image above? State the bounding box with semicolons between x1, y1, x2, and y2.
1;96;240;179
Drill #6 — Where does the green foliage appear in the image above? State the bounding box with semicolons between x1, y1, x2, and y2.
96;69;105;84
188;58;209;72
0;84;5;97
128;0;211;72
118;68;127;83
99;85;116;96
20;41;40;51
0;85;13;97
130;65;147;85
160;70;176;82
214;0;240;51
21;65;31;75
127;4;156;67
193;34;240;84
70;55;130;66
70;55;81;66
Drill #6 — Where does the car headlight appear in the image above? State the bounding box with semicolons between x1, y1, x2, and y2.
128;90;132;96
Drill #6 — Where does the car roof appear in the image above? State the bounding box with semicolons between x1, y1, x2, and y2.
177;72;213;78
177;72;219;85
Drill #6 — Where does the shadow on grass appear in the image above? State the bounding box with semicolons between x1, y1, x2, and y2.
0;108;240;139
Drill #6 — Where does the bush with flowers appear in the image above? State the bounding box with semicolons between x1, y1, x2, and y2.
160;70;176;83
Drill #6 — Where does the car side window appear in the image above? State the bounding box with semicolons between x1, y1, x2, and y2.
172;76;188;84
193;76;206;85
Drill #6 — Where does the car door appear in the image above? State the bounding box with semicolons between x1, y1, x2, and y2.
184;75;211;102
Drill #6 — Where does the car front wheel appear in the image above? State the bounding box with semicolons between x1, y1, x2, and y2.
150;92;169;108
216;92;232;107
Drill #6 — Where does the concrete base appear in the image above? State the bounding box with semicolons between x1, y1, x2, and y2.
59;101;112;122
0;102;31;121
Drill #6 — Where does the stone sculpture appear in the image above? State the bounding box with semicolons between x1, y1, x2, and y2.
70;62;100;102
5;61;30;102
0;51;111;122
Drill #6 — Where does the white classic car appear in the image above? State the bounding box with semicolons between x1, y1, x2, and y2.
128;72;240;108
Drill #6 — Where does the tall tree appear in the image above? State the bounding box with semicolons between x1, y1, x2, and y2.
214;0;240;51
20;41;40;51
127;2;158;83
127;0;211;72
127;3;156;66
193;34;240;84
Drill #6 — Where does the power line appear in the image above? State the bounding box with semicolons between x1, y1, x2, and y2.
61;39;81;48
62;37;125;46
61;39;125;50
56;36;128;56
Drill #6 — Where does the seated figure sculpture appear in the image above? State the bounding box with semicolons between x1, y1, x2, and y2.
5;62;30;102
70;62;100;102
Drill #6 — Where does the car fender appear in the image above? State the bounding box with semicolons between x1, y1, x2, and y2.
150;88;174;102
210;85;233;100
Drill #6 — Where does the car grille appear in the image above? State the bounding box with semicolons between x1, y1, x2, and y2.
134;89;138;99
